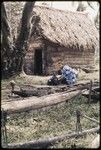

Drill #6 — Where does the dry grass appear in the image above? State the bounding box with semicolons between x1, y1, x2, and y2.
2;96;99;148
1;67;99;90
1;58;100;148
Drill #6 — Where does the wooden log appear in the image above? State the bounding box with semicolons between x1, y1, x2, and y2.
2;90;81;115
21;80;99;89
11;81;99;97
82;91;99;100
81;80;99;100
81;67;97;73
4;127;99;148
92;86;99;92
12;86;82;97
12;90;39;97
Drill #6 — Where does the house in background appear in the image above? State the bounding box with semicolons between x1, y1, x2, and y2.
24;6;99;75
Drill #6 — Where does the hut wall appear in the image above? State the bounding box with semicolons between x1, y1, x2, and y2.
24;39;44;75
46;46;95;74
24;40;95;75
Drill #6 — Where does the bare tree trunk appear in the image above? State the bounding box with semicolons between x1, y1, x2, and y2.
76;2;86;11
1;3;14;78
15;2;35;72
1;2;35;78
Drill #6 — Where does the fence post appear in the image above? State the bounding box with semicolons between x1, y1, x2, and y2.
75;109;82;134
1;108;8;147
88;80;92;105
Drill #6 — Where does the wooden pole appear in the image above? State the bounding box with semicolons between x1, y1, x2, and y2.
11;81;99;97
75;110;82;133
5;127;99;148
82;114;99;124
1;109;8;146
88;80;92;104
2;90;81;115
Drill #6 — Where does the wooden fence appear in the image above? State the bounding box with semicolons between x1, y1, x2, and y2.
1;80;99;148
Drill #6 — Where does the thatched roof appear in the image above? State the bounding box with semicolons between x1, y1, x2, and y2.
31;6;99;51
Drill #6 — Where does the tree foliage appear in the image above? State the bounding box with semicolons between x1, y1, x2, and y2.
76;1;99;29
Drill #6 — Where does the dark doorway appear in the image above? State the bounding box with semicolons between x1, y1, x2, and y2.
34;49;42;75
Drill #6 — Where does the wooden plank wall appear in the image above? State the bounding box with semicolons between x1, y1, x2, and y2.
46;46;95;74
24;40;95;75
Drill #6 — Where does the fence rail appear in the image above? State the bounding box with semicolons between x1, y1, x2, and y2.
1;80;99;148
3;127;99;148
2;90;81;115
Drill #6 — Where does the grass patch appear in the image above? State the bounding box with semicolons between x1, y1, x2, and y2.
1;59;100;148
2;96;99;148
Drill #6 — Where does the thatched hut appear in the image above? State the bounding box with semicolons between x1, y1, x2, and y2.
24;6;99;75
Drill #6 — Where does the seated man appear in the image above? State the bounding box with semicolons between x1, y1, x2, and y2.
60;65;78;86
